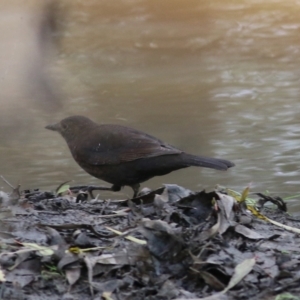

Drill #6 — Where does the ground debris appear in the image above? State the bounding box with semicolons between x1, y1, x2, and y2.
0;184;299;300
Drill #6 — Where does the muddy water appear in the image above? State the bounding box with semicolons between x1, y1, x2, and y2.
1;0;300;212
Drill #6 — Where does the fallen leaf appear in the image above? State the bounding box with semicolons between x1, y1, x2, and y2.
105;226;147;245
65;267;81;286
221;257;256;293
234;224;264;240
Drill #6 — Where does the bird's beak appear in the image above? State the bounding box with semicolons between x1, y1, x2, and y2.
45;122;60;131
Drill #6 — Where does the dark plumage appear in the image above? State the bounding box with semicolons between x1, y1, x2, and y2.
46;115;234;197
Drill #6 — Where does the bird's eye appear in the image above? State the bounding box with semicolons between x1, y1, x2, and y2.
61;123;68;130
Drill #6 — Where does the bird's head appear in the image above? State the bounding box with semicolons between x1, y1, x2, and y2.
45;115;95;142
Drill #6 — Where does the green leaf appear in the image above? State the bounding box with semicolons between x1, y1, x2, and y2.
56;181;71;196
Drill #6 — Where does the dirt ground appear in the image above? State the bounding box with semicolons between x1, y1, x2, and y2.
0;183;300;300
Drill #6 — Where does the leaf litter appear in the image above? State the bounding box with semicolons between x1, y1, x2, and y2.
0;181;300;299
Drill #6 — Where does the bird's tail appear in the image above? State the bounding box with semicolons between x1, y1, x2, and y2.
181;153;234;170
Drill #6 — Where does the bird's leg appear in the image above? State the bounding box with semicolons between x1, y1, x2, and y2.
87;184;121;198
130;184;140;198
70;184;137;198
70;185;119;198
111;184;121;192
87;185;113;198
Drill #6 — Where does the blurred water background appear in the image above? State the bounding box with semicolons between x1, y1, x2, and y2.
1;0;300;212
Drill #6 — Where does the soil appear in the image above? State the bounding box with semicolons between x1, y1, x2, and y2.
0;183;300;300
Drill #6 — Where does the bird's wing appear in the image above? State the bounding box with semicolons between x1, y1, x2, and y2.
78;124;182;165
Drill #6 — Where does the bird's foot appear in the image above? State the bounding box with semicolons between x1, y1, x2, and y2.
69;185;117;199
130;184;140;198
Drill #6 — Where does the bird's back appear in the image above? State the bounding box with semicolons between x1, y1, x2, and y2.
69;123;182;166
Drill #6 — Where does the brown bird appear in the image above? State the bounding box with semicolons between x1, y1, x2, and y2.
45;115;234;197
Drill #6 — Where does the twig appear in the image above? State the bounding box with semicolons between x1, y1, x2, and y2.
0;175;14;189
